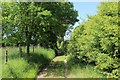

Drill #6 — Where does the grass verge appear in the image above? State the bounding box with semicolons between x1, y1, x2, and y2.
2;47;55;78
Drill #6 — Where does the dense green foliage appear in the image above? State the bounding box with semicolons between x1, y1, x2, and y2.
1;2;78;55
68;2;120;78
1;1;119;79
1;1;78;79
2;47;55;78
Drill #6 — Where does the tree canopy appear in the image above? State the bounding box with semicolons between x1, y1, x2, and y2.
2;2;78;55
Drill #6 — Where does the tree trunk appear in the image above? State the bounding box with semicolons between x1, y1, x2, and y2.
5;48;8;64
25;3;30;56
25;31;30;55
33;45;34;53
64;58;67;78
19;44;22;57
27;42;30;55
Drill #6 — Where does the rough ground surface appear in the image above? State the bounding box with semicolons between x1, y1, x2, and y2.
36;55;105;79
36;56;66;79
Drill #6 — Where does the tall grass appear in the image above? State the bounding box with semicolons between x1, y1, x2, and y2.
43;55;106;78
67;64;106;78
66;54;106;78
2;46;55;78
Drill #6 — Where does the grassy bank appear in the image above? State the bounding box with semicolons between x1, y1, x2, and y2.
2;47;55;78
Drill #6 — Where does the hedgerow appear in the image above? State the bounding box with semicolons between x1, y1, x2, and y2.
68;2;120;78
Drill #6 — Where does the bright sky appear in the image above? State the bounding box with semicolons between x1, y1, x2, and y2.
64;2;100;40
73;2;100;27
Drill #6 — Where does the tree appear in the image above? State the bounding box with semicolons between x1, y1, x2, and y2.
2;2;78;55
2;2;51;54
39;2;78;55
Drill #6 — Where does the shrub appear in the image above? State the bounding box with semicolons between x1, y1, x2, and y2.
95;54;114;71
67;2;119;78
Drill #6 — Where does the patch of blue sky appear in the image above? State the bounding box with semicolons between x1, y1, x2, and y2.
73;2;99;27
64;2;99;40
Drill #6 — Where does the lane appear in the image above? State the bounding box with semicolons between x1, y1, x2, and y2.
36;55;67;79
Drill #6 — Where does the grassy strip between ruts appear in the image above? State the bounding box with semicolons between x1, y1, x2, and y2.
42;55;106;78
